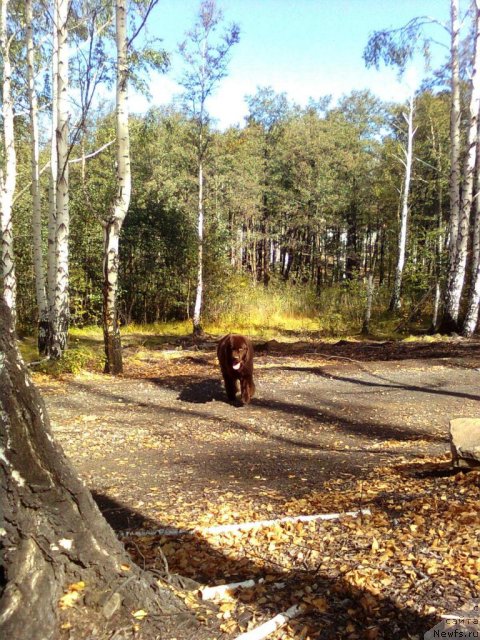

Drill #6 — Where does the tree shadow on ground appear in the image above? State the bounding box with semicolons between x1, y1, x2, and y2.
176;378;225;404
253;337;480;362
67;378;449;450
270;365;480;402
91;492;439;639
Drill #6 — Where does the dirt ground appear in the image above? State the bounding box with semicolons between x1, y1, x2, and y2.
39;337;480;532
37;336;480;639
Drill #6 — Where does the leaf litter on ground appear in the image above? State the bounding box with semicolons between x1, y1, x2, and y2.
123;456;480;639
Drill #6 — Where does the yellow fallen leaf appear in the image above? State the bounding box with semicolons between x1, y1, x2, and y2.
311;596;329;612
59;591;80;609
69;581;86;592
132;609;148;620
58;581;86;609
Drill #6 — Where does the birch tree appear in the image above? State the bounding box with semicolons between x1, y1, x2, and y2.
101;0;163;373
179;0;239;336
443;0;480;330
48;0;70;359
462;161;480;336
0;0;17;317
447;0;461;255
101;0;131;374
47;2;59;354
26;0;49;353
390;92;416;311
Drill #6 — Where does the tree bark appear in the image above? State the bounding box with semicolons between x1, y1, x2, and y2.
192;159;204;336
26;0;49;353
362;272;374;335
103;220;124;373
462;105;480;336
0;0;17;318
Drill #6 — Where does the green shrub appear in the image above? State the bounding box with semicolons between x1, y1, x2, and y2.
36;345;103;376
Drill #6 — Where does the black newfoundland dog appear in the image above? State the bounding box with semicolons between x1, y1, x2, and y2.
217;334;255;404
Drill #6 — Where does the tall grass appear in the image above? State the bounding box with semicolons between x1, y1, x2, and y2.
71;278;396;342
204;277;320;338
205;276;393;338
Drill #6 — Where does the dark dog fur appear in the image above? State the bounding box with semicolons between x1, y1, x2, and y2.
217;334;255;404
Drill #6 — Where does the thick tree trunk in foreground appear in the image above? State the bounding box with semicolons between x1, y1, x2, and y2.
0;302;194;639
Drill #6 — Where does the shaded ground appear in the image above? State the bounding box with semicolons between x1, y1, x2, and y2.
38;337;480;639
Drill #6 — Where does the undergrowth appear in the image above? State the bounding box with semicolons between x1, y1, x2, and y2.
19;280;438;374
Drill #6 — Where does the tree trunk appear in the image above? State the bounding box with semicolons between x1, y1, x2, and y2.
103;221;123;374
49;0;70;359
0;0;17;318
193;159;204;336
443;0;480;331
462;112;480;336
362;272;374;335
462;256;480;337
390;92;416;312
26;0;49;353
431;280;441;333
0;301;200;639
103;0;132;374
447;0;461;255
47;10;58;353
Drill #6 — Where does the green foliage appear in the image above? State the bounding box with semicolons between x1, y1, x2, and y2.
35;344;104;376
11;68;453;339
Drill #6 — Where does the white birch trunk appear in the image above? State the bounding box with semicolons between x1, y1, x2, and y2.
462;255;480;336
47;14;58;340
390;92;415;312
0;0;16;317
462;79;480;336
448;0;461;254
26;0;49;353
444;0;480;330
362;272;374;335
49;0;69;359
432;280;441;332
192;159;204;335
102;0;131;374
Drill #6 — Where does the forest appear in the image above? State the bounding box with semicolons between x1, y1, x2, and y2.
2;0;479;363
2;1;480;640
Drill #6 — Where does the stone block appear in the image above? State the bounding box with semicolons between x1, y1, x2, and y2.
450;418;480;468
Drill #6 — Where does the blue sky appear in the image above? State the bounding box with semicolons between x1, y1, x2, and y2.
132;0;462;128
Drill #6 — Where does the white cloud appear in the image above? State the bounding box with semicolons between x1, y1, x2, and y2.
130;61;422;129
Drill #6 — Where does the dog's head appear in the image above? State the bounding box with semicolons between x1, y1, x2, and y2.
230;336;249;371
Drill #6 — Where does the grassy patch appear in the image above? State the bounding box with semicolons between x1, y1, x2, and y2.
18;280;445;375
